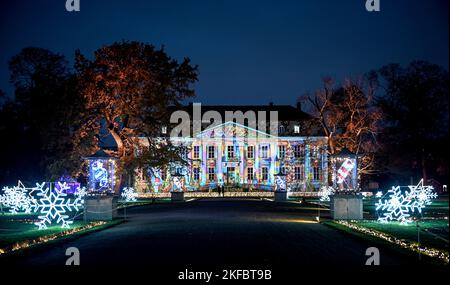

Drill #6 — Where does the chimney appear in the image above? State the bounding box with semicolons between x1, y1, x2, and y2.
296;101;302;111
269;102;274;107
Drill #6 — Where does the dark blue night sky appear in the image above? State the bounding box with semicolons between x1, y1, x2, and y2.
0;0;448;105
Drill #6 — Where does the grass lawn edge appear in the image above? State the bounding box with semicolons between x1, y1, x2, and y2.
0;219;125;261
322;220;447;265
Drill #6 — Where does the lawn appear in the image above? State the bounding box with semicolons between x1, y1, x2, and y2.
0;213;122;255
351;219;449;251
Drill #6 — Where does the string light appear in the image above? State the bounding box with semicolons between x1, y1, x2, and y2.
0;221;107;256
336;220;448;263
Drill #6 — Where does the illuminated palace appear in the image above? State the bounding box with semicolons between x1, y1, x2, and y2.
134;104;328;193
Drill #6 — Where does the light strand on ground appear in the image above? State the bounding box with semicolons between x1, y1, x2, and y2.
0;221;107;256
336;220;449;263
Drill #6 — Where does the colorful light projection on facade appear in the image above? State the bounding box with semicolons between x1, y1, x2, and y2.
135;122;328;193
84;150;117;193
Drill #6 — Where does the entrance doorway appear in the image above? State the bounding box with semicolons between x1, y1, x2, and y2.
226;167;236;185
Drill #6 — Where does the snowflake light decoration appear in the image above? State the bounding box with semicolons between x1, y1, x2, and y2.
318;186;334;202
376;179;437;225
375;191;383;198
408;179;437;211
0;181;42;214
32;182;85;230
121;187;137;202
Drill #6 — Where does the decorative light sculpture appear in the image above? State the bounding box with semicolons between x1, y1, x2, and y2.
55;175;81;194
32;182;85;230
375;191;383;198
330;148;359;191
0;181;42;214
375;179;437;225
274;171;287;192
84;150;118;193
121;187;138;202
318;186;334;202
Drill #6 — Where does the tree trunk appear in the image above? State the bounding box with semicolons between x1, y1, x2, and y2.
108;128;124;194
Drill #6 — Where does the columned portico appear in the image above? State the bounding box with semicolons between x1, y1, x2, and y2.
136;122;328;193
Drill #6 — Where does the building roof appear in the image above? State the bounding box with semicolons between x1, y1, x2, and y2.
173;103;314;122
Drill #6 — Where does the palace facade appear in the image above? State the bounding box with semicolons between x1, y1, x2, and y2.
133;104;329;193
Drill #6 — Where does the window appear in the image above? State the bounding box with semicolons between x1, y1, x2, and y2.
278;125;285;134
261;145;269;158
193;167;200;181
262;167;269;181
161;126;167;134
193;146;200;159
294;166;304;180
278;145;286;159
247;146;254;159
313;166;321;181
294;145;304;158
294;125;300;134
208;146;215;159
227;145;234;158
279;166;286;175
247;167;254;181
208;167;215;181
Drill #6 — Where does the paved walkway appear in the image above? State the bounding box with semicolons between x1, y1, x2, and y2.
3;199;418;267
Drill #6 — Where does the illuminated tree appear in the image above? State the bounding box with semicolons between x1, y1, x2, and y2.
300;77;382;179
75;41;198;190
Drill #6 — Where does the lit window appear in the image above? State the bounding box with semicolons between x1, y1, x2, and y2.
208;167;215;181
247;167;254;181
278;125;285;134
294;125;300;133
278;145;286;159
161;126;167;134
261;145;269;159
262;167;269;181
227;145;234;158
247;146;254;159
193;167;200;181
208;146;215;159
294;166;304;180
193;146;200;159
294;145;304;159
313;167;321;181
